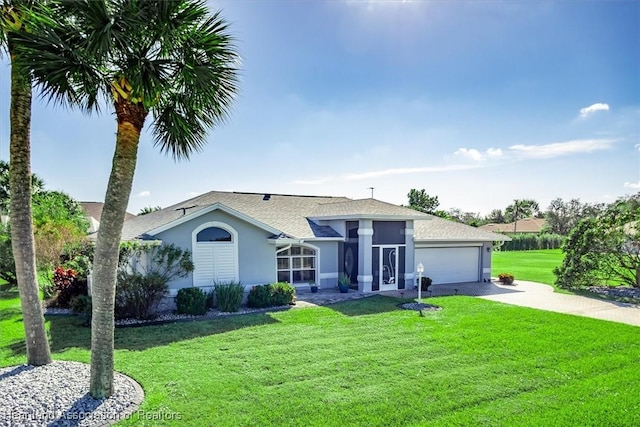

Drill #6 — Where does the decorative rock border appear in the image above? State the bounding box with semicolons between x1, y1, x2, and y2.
400;302;442;311
0;361;144;427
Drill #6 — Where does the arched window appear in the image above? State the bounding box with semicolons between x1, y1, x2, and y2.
196;227;232;242
192;222;238;286
277;246;316;283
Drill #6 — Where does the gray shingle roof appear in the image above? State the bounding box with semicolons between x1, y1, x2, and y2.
309;198;431;219
121;191;509;243
121;191;350;240
414;215;510;242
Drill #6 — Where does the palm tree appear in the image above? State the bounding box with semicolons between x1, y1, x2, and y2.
16;0;238;398
0;0;52;366
505;199;540;233
138;205;161;216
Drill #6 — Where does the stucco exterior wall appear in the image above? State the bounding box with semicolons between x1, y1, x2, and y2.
311;240;339;288
481;242;493;282
154;209;276;293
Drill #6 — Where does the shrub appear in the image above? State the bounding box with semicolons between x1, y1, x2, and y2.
247;283;295;308
118;242;194;283
498;273;515;285
52;267;88;308
214;282;244;312
270;282;295;306
40;279;56;300
417;276;432;291
247;284;272;308
115;272;168;320
205;289;215;310
70;294;92;324
176;287;208;315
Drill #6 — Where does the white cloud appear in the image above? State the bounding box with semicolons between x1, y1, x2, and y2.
508;138;614;159
454;147;503;162
624;181;640;189
293;163;483;185
136;191;151;198
345;164;481;180
579;103;610;118
293;137;615;187
186;191;199;197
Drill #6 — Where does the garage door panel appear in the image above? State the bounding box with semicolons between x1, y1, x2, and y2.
415;247;479;284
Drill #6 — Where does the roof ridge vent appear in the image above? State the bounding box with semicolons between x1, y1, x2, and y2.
263;194;271;201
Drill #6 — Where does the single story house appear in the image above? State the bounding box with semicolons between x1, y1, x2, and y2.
120;191;509;294
479;217;546;235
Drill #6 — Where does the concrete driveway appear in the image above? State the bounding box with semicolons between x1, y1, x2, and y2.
381;280;639;327
478;280;640;327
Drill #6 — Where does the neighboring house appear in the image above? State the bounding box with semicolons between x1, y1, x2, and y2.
480;217;545;235
120;191;510;295
80;202;135;235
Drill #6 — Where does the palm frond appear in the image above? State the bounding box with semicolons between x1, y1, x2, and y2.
12;0;239;157
150;6;239;160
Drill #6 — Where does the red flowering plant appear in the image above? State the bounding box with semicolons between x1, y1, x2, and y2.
52;267;88;308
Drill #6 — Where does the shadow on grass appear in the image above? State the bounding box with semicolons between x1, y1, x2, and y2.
327;295;403;317
45;311;281;353
0;289;18;300
6;339;26;357
0;308;21;322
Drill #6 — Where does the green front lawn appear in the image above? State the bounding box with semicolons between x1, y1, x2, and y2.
2;293;639;426
492;249;564;286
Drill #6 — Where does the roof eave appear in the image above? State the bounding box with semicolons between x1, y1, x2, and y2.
308;214;430;221
415;236;511;242
145;203;282;237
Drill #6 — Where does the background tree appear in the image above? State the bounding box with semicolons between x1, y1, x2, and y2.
544;198;604;235
0;159;44;211
138;205;161;216
446;208;482;227
0;0;51;366
407;189;440;214
0;186;88;286
17;0;239;398
554;195;640;288
505;199;540;232
32;190;88;270
485;209;506;224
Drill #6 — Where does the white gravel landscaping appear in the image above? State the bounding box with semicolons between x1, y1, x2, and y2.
0;361;143;427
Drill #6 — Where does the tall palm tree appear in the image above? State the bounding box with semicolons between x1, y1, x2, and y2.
16;0;239;398
0;0;52;366
506;199;540;233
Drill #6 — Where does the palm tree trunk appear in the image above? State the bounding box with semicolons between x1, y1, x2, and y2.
90;101;145;399
8;41;52;366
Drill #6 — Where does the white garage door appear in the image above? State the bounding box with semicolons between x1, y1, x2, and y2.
415;247;480;284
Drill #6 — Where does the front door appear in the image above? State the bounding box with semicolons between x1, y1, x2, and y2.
373;246;399;291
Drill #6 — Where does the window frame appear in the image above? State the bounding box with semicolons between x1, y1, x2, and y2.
276;244;318;284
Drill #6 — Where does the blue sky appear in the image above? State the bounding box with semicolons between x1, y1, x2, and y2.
1;0;638;216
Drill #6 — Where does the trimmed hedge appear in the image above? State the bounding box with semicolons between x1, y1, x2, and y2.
499;233;564;251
